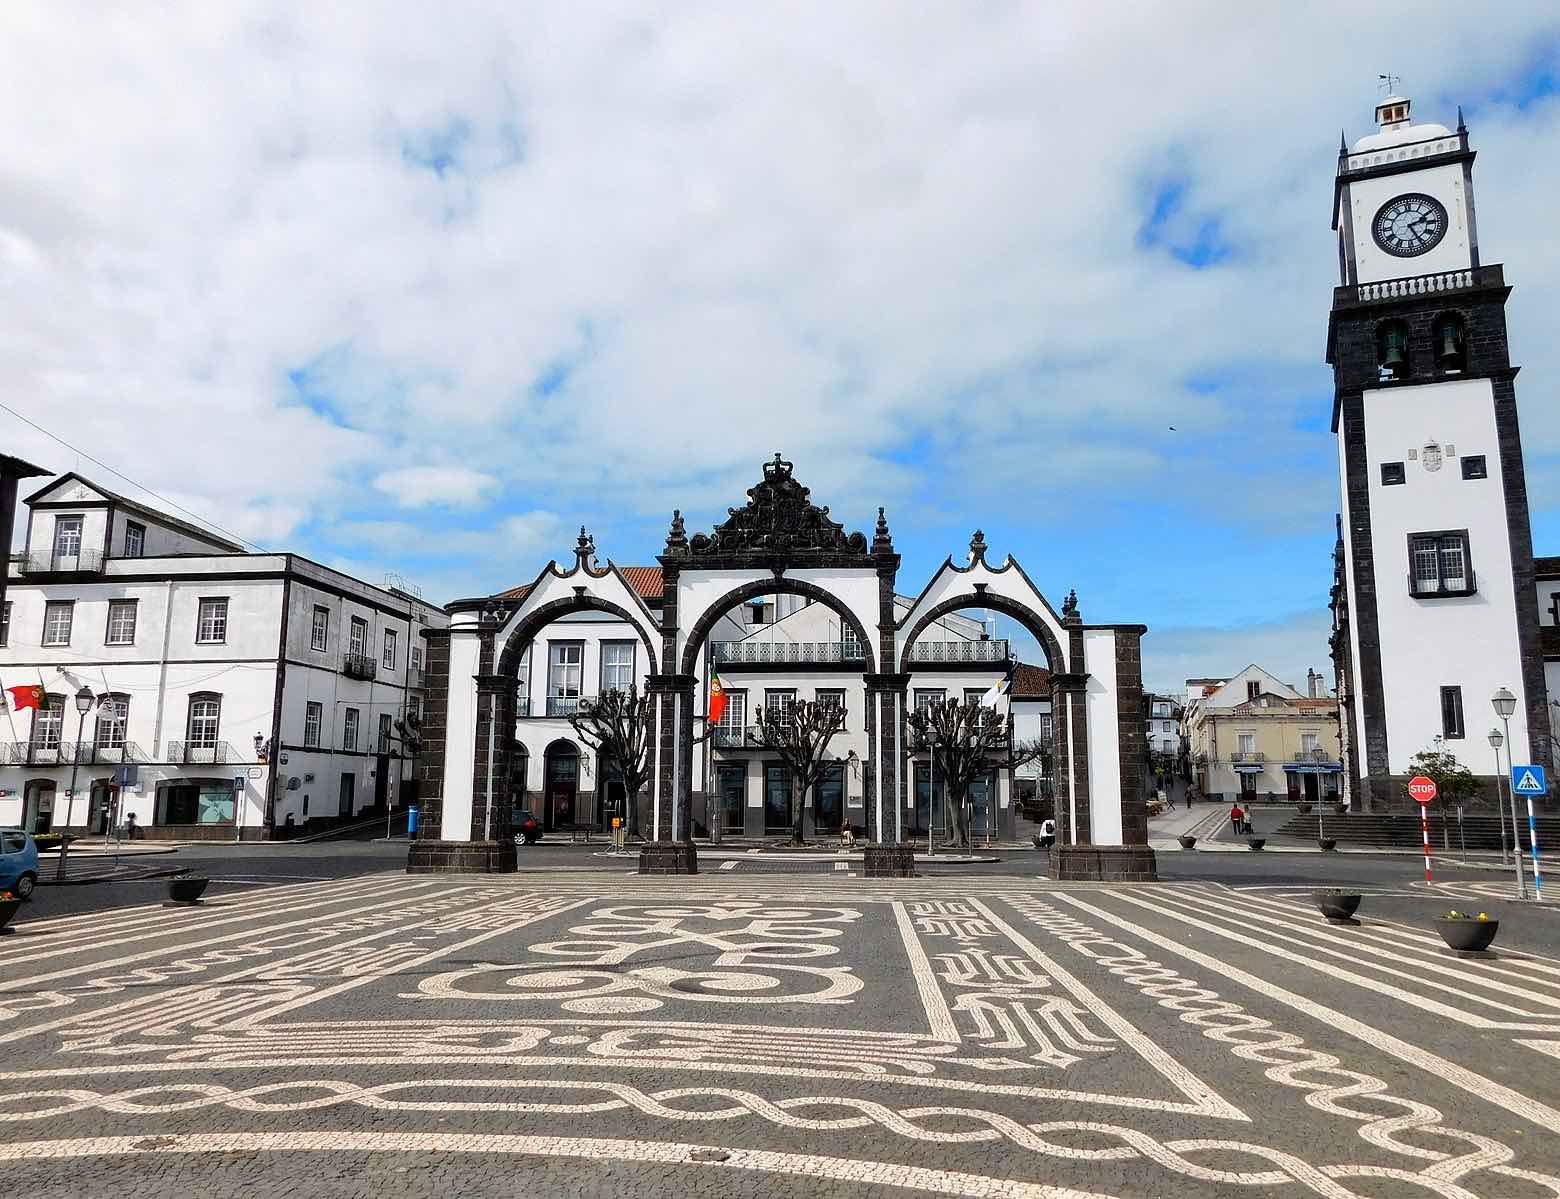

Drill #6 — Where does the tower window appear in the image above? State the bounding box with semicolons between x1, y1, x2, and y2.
1439;686;1465;740
1408;531;1474;597
1461;455;1487;480
1432;313;1467;372
1381;462;1406;486
1376;320;1411;381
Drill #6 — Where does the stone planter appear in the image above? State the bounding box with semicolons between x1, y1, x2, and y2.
1312;890;1361;922
1246;838;1266;851
168;875;209;904
1318;838;1338;852
1435;917;1499;953
1177;834;1197;850
1297;804;1313;816
0;896;20;933
1334;803;1348;816
864;845;917;878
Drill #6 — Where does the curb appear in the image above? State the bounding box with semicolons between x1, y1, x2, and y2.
37;863;187;887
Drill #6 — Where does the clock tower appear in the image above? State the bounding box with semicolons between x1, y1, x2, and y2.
1327;94;1549;806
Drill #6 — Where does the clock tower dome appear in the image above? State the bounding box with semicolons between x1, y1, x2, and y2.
1327;93;1549;807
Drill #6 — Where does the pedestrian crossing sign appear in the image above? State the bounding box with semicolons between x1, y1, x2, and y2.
1511;765;1547;796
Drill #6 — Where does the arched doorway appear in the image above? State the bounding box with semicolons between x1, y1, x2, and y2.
22;780;55;835
542;740;579;833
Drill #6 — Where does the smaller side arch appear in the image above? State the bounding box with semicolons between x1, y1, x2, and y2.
899;593;1065;675
678;578;878;676
495;596;660;681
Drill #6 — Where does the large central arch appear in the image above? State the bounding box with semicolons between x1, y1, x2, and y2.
678;577;878;676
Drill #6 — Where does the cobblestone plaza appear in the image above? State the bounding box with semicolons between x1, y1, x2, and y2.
2;870;1558;1197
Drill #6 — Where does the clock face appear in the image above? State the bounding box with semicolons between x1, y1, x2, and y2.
1372;193;1449;257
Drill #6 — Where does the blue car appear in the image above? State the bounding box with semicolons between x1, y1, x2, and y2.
0;828;40;901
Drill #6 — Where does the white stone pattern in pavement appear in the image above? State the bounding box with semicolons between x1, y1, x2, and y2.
0;873;1558;1199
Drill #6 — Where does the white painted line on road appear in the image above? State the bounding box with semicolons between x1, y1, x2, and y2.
834;861;848;871
719;861;739;871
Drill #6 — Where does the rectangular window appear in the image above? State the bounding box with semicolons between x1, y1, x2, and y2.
600;641;635;692
407;694;423;724
311;605;329;652
1381;461;1406;486
1038;713;1054;744
377;713;392;753
1237;733;1256;755
719;689;747;731
95;697;128;749
382;628;397;670
53;516;82;560
745;600;775;625
343;707;359;751
124;521;145;558
764;688;796;711
1410;532;1472;596
105;599;137;645
913;688;944;710
0;601;9;647
1246;680;1261;701
348;616;368;657
817;688;846;727
1461;455;1487;480
547;642;584;709
410;645;422;671
43;601;73;646
1301;732;1320;752
196;598;228;643
187;697;221;746
32;701;63;749
1440;686;1465;739
304;701;322;748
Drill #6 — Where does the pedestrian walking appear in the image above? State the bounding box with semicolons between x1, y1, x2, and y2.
1038;817;1056;850
1229;803;1243;836
1159;784;1173;811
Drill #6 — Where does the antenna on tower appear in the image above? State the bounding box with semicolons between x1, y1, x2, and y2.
1377;72;1402;96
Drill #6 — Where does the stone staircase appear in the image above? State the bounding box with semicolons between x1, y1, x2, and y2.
1273;809;1560;851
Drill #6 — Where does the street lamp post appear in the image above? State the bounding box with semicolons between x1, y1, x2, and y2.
1492;687;1528;899
1489;729;1509;866
56;685;97;882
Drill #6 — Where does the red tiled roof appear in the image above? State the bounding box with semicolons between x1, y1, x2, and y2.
496;566;664;604
1011;663;1051;698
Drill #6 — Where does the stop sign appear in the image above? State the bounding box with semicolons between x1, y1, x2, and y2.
1408;775;1438;805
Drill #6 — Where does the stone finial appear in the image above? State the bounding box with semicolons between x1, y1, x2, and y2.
664;509;688;554
871;506;894;554
1061;588;1080;621
968;529;988;566
574;526;596;569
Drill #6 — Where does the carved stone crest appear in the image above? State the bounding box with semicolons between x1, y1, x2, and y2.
687;454;870;561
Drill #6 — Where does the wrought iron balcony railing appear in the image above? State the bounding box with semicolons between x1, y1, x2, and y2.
166;740;233;765
710;640;867;666
906;639;1010;664
1290;749;1336;764
1229;751;1266;765
10;550;106;575
342;652;377;680
545;696;584;718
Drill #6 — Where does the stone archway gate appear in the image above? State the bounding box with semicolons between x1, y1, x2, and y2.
409;456;1154;880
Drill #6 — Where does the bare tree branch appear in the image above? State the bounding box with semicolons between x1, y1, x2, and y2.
568;687;653;839
906;699;1012;847
753;698;847;844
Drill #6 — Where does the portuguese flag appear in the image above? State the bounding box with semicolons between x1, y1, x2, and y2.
5;684;50;713
708;669;728;726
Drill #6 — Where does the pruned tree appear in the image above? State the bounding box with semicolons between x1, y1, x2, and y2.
1409;745;1482;850
906;698;1014;847
568;687;653;839
754;698;847;845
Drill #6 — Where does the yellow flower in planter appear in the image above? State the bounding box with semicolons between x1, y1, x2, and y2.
1478;912;1489;921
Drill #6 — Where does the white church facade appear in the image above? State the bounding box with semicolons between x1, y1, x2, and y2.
1327;93;1556;807
409;455;1153;877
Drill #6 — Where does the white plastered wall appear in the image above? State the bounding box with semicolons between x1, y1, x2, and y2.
1083;629;1123;845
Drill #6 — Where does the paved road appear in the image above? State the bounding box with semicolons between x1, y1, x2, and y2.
2;860;1556;1197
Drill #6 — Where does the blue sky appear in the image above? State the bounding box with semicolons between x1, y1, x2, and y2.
3;4;1559;693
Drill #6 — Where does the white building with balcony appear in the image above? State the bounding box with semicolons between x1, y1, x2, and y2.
0;474;445;839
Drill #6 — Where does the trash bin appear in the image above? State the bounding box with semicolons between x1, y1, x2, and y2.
407;806;419;837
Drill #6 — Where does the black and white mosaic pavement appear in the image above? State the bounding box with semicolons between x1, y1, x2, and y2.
2;871;1558;1198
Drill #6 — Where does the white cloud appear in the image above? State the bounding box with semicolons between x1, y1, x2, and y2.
1142;610;1335;697
372;466;499;508
0;1;1556;626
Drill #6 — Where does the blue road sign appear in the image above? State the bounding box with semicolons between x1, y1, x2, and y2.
1511;765;1547;796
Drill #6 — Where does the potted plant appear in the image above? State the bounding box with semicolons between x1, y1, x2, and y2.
1318;837;1338;851
1177;834;1196;850
1246;837;1266;850
1312;888;1361;922
1435;910;1499;953
1297;803;1313;815
0;890;19;933
168;873;209;904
